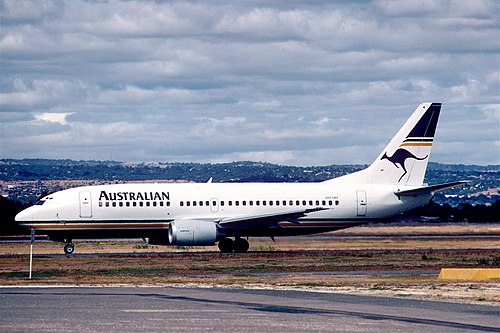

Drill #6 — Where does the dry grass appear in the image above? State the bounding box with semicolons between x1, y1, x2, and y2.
1;224;498;304
333;222;500;235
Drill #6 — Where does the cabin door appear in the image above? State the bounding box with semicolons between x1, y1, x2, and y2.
79;191;93;218
356;190;367;216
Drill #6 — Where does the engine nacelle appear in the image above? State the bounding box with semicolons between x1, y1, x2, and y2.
168;220;218;246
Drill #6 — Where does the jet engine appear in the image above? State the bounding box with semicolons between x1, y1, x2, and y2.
168;220;218;246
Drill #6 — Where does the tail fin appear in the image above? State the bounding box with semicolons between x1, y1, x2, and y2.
327;102;441;186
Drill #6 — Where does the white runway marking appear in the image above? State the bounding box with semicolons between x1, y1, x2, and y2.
122;309;227;313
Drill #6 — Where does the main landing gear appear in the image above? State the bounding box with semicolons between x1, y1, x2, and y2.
63;241;75;255
218;237;249;253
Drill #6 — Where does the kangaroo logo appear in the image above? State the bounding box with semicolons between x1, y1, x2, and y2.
381;148;428;182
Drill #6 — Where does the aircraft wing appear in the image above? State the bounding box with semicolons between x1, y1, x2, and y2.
217;207;325;230
395;181;467;196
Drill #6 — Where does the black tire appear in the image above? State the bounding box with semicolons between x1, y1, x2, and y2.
217;238;234;253
233;238;249;253
64;243;75;255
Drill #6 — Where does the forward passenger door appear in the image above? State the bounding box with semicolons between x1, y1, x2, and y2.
79;191;92;218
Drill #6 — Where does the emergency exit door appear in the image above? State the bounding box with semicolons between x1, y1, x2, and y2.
210;198;219;213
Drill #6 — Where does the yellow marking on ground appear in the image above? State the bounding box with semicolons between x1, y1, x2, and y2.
438;268;500;281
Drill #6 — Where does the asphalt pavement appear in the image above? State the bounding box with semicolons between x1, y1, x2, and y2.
1;286;498;332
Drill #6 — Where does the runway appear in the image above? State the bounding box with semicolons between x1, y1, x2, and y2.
1;287;498;332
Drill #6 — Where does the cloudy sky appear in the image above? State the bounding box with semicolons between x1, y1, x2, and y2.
1;0;499;166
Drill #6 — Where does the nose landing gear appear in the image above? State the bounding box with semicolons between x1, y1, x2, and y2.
63;241;75;255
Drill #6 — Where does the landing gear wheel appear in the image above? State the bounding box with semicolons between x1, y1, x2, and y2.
64;243;75;255
234;238;249;253
218;238;234;253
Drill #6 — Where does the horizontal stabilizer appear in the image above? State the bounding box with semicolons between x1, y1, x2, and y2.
395;181;467;196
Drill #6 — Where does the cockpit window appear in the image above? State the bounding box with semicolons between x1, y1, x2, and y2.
35;196;53;205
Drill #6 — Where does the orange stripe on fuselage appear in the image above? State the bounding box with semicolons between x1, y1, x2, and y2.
20;222;171;230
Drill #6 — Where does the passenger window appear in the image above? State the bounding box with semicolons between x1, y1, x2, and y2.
106;202;110;207
322;200;326;205
126;202;130;207
112;202;117;207
296;200;300;206
133;202;137;207
199;201;203;206
99;202;103;207
229;201;232;206
242;201;246;206
256;201;260;206
193;201;197;206
263;201;266;206
269;201;273;206
180;201;184;207
249;201;253;206
283;200;287;206
235;201;239;206
153;202;157;207
289;200;293;206
328;200;333;206
221;201;225;206
335;200;339;206
316;200;320;206
146;202;150;207
186;201;190;207
309;200;313;205
167;202;171;207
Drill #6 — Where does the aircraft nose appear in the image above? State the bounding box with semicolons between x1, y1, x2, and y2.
15;208;33;222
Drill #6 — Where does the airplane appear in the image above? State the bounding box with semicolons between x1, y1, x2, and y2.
15;102;465;254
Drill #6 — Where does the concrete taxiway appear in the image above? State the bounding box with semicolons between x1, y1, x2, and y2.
0;287;498;332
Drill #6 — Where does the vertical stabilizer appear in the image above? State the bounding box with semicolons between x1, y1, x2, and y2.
327;102;441;185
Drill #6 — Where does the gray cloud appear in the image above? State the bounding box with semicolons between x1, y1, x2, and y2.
1;0;499;166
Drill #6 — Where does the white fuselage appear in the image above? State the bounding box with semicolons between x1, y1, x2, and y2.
16;182;431;238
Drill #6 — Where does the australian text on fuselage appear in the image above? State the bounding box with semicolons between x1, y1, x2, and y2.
98;191;170;202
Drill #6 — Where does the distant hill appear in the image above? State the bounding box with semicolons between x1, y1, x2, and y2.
1;159;498;206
